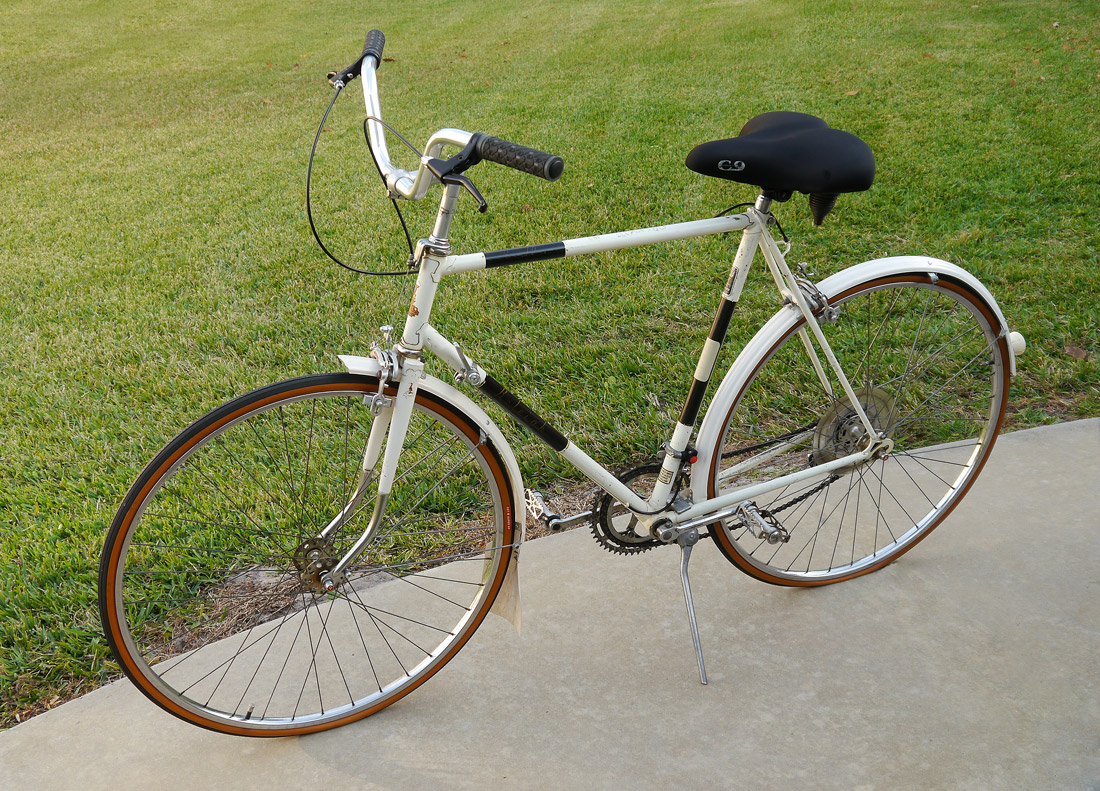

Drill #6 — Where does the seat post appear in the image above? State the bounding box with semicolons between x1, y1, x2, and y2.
754;193;773;214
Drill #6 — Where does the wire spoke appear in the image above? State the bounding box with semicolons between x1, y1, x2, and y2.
109;381;511;729
713;277;1003;581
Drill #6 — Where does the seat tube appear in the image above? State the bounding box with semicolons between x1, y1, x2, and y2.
723;205;767;304
649;213;765;510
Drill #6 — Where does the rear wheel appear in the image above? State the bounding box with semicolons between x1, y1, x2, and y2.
706;273;1010;585
99;373;516;735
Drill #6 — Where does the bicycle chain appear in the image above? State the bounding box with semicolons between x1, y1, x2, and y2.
725;473;840;532
590;455;839;553
720;423;839;528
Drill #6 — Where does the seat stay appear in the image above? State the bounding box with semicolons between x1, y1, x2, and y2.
756;224;880;443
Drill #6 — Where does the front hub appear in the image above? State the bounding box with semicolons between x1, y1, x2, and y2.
292;537;340;594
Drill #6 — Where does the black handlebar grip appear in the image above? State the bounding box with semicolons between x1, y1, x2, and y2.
475;135;564;181
362;30;386;67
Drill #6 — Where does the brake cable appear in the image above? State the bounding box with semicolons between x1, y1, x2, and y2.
305;84;416;276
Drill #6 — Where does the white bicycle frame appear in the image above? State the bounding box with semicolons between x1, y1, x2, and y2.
331;48;1018;581
338;188;881;553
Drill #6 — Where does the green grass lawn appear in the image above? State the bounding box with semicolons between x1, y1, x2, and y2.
1;0;1097;726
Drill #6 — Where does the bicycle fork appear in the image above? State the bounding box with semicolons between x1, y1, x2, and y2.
317;356;424;591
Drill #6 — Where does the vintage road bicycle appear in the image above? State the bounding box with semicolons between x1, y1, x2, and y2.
99;31;1027;736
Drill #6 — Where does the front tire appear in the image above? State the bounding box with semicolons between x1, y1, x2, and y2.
99;373;516;736
706;273;1010;585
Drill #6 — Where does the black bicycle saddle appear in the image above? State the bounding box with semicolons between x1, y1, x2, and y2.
685;112;875;224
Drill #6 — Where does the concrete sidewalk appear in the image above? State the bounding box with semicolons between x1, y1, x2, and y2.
2;420;1098;790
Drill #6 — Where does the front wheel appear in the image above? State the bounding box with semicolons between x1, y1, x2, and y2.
706;272;1010;585
99;373;516;736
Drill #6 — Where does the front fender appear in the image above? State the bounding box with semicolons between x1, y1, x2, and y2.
339;354;527;632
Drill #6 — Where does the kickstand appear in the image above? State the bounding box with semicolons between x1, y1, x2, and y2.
677;528;708;685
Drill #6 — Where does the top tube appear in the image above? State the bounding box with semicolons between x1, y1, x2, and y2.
441;214;755;276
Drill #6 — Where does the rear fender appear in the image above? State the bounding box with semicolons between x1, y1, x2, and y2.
691;256;1017;496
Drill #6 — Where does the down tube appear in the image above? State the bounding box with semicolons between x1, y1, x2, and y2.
474;375;651;514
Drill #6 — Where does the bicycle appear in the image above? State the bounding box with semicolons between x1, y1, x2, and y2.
98;30;1027;737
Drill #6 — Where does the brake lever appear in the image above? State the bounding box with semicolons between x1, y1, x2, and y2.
442;174;488;213
425;155;489;213
327;55;365;89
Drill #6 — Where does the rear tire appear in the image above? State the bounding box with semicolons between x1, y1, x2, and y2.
706;273;1010;585
99;373;516;735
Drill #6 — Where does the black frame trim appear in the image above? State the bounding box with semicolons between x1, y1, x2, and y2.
484;242;567;268
678;378;708;426
677;298;738;427
479;375;569;453
709;298;737;344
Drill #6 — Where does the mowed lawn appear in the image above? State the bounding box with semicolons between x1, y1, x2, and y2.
1;0;1097;726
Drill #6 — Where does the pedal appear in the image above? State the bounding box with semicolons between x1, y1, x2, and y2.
525;489;593;532
735;501;790;544
525;489;560;529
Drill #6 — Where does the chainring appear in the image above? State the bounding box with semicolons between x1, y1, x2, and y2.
591;464;665;555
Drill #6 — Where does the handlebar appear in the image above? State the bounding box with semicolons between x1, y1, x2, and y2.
358;29;563;201
362;29;386;66
476;135;564;181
